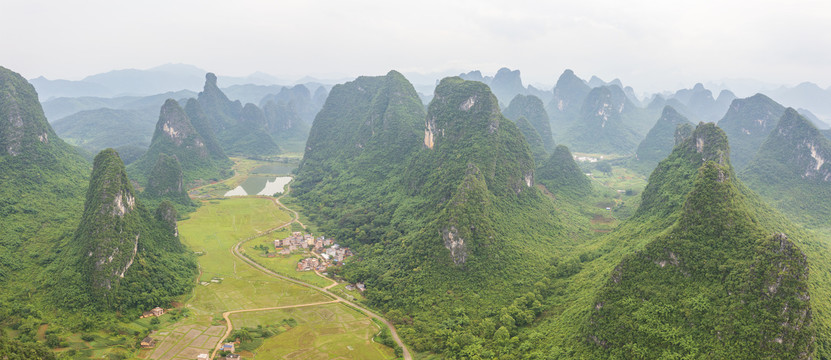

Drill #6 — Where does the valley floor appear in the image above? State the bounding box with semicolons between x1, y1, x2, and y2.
138;160;400;360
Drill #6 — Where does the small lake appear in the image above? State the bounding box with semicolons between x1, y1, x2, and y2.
224;176;292;197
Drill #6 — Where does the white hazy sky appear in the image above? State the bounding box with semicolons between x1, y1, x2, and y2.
2;0;830;93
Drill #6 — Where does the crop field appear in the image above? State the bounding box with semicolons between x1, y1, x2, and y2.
230;303;395;360
140;197;329;359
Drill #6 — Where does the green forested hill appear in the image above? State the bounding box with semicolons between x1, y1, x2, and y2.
536;145;591;199
742;108;831;225
503;94;555;152
128;98;232;189
513;116;548;164
546;69;591;142
144;153;191;205
717;93;786;170
587;161;813;359
54;149;195;311
565;85;642;154
293;73;592;356
0;66;90;311
196;73;281;156
496;123;831;358
51;107;157;152
631;105;693;174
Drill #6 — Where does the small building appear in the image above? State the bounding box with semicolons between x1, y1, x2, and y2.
224;354;240;360
222;343;236;352
356;283;366;292
141;307;165;318
197;354;209;360
140;337;155;348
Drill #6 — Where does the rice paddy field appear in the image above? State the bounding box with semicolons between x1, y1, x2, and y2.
138;189;394;359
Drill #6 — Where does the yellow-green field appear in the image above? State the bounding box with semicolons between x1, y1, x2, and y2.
230;303;395;360
140;195;394;359
180;198;330;315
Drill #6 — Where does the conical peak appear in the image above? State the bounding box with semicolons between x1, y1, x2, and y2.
432;77;500;116
205;72;218;88
678;161;749;235
0;66;56;156
156;99;198;145
776;108;814;133
659;105;688;124
89;149;136;218
555;69;586;89
682;122;730;165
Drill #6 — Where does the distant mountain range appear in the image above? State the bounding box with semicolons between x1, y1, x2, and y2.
30;64;292;100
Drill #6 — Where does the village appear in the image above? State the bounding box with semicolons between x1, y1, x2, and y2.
271;232;355;273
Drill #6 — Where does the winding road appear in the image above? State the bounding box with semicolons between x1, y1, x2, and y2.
209;182;411;360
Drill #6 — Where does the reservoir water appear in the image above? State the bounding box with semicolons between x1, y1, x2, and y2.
224;176;292;197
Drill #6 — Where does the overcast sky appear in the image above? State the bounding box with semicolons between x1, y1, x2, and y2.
2;0;829;93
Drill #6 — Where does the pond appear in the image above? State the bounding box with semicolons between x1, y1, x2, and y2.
224;176;292;197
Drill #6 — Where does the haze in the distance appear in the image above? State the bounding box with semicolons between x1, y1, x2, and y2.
2;0;830;93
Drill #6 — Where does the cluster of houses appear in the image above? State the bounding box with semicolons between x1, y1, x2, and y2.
272;232;354;272
274;232;333;255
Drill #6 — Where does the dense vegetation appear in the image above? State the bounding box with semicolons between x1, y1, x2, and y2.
631;105;693;175
197;73;281;156
128;98;232;189
513;116;548;164
0;66;89;324
51;107;157;153
503;94;555;152
293;73;593;357
536;145;591;199
564;85;643;154
742;108;831;226
587;160;813;358
53;149;196;311
144;153;192;205
0;68;200;359
545;69;591;143
716;93;786;170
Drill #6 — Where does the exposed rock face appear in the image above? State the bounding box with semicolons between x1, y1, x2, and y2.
79;149;143;293
155;200;179;238
546;70;591;141
156;99;207;156
566;85;640;154
412;77;536;264
0;66;58;157
442;225;467;265
129;97;232;191
74;149;195;309
763;109;831;181
717;93;786;170
741;108;831;225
